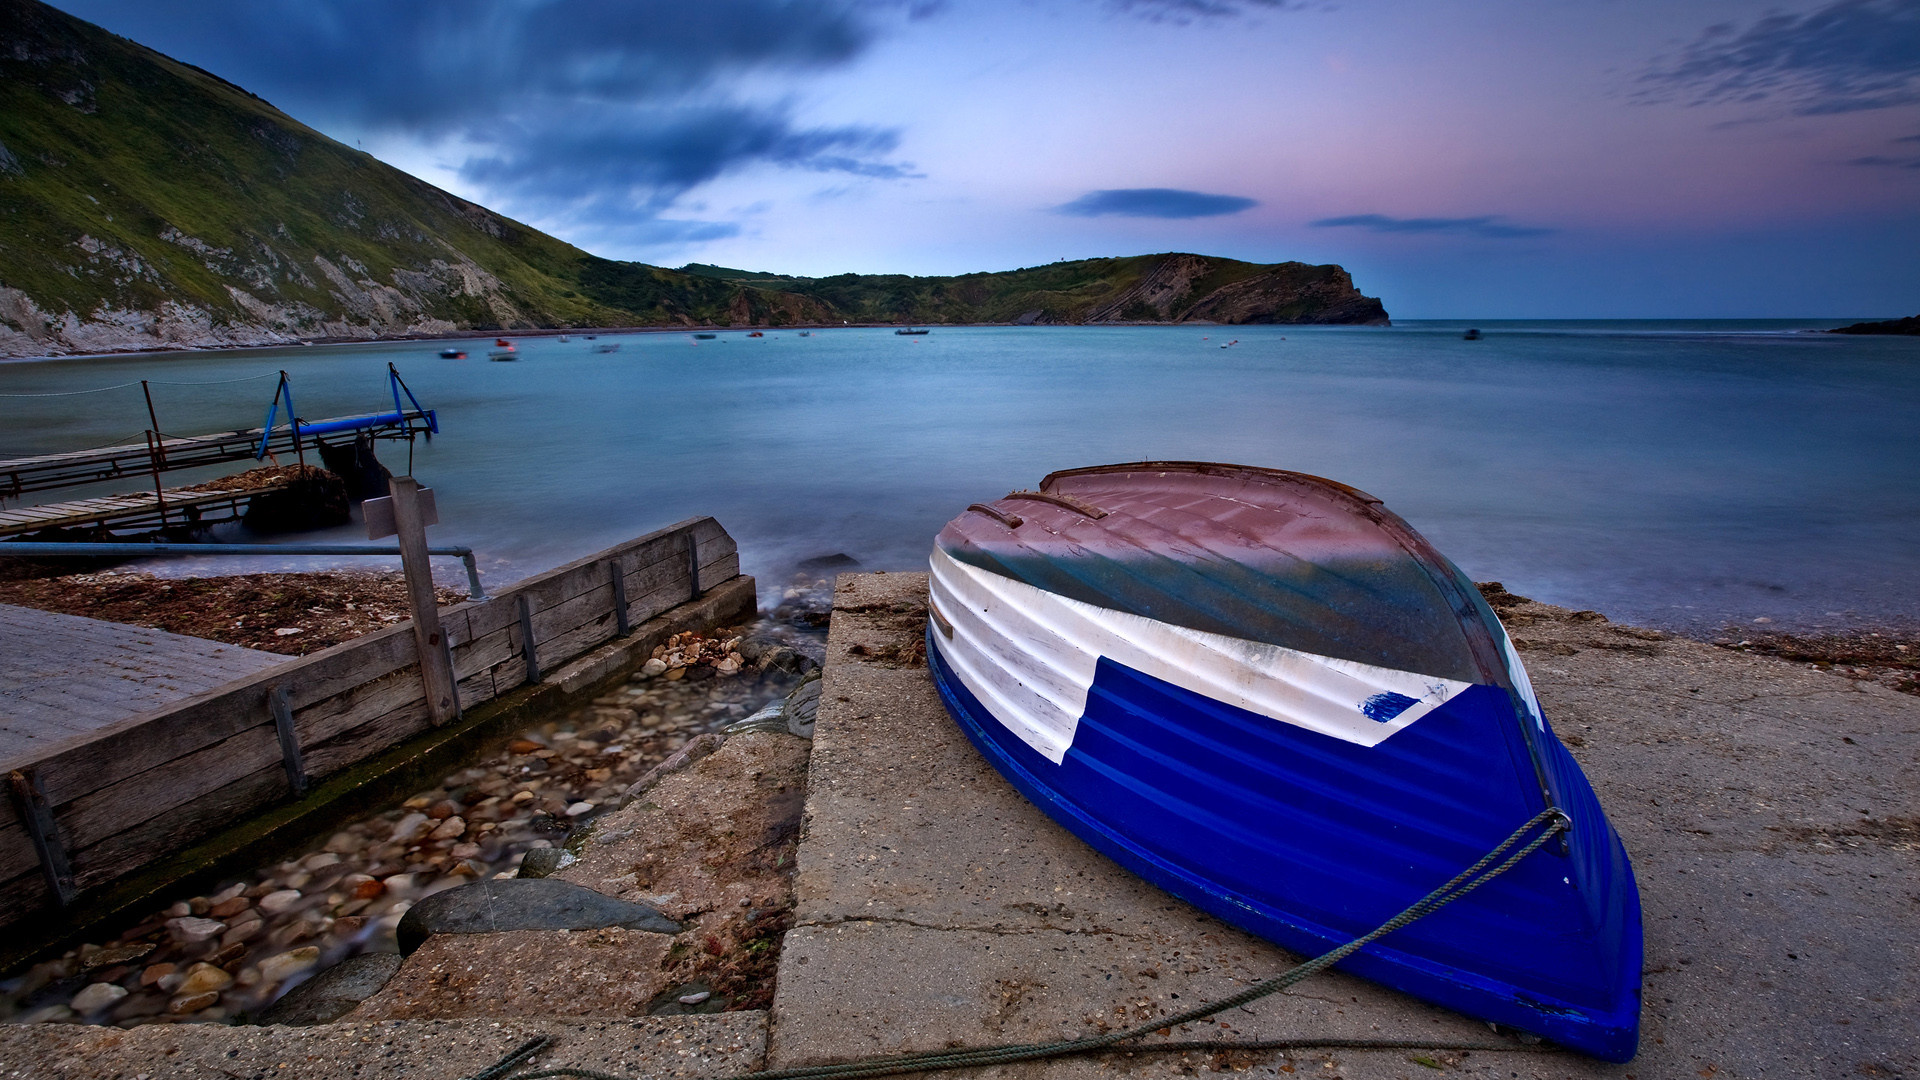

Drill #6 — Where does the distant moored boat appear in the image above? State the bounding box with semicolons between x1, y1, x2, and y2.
896;327;930;335
437;348;466;359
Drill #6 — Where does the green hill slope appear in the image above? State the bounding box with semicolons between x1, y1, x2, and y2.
0;0;1384;359
711;251;1388;326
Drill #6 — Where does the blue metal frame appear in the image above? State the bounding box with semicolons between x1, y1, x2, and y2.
254;367;438;460
929;628;1641;1062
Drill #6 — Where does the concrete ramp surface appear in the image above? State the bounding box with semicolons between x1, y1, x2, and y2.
769;572;1919;1080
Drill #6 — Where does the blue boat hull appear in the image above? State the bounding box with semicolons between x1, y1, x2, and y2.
929;628;1642;1061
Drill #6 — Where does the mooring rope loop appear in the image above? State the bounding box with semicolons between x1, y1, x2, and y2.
461;808;1572;1080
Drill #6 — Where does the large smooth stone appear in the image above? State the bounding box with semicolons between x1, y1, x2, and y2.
255;952;404;1026
395;878;681;954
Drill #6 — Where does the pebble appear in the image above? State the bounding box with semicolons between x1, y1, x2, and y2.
427;815;467;841
164;917;226;944
389;812;432;844
168;991;219;1014
678;991;712;1005
255;947;321;984
257;889;303;915
69;983;127;1015
176;963;233;995
564;801;595;816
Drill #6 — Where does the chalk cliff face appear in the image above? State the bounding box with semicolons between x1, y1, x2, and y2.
0;0;1386;359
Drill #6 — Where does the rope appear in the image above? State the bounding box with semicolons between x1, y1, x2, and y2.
0;382;140;398
465;808;1572;1080
144;371;282;386
0;369;277;398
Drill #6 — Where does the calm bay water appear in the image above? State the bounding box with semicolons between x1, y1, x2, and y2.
3;322;1916;636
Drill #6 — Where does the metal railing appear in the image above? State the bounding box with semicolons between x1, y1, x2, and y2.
0;542;486;599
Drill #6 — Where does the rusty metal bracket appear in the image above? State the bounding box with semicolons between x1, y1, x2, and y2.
7;769;76;906
609;558;631;636
442;634;465;722
517;593;542;684
268;685;308;796
686;530;702;601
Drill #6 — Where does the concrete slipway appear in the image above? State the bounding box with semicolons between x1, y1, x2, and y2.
1;572;1914;1079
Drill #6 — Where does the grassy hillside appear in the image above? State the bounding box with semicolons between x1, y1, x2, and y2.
0;0;1384;358
686;254;1389;326
0;0;827;354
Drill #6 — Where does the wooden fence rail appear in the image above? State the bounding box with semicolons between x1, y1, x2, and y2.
0;517;742;932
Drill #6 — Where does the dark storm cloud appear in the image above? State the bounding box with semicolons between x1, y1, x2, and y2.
58;0;874;132
1636;0;1920;116
459;104;915;216
1311;214;1556;239
51;0;916;247
1056;188;1259;218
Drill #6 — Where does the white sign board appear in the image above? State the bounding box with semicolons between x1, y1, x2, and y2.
364;487;437;540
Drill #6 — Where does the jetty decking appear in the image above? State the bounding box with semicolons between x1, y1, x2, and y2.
0;409;433;501
0;516;752;950
0;478;295;540
0;604;284;763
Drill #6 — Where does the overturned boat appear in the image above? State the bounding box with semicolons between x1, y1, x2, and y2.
925;462;1641;1061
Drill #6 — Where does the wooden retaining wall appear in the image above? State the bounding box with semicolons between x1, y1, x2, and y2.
0;516;743;934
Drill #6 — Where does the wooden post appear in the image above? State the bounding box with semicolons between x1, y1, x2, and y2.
389;477;459;725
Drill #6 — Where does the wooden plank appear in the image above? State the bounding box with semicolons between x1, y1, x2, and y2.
297;699;434;784
66;767;287;893
0;860;51;924
54;722;283;856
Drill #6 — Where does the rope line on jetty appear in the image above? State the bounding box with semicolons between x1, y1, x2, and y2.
461;808;1573;1080
0;369;280;397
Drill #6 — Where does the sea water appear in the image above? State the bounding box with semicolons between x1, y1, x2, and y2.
2;322;1916;636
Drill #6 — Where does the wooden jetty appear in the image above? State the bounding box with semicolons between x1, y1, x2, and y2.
0;516;753;963
0;477;296;541
0;408;433;501
0;606;285;763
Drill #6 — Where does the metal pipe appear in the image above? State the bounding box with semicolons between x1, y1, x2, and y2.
0;542;487;600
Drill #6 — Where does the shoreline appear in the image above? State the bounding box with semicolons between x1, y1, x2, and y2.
3;317;1898;366
5;566;1916;695
1;321;1252;366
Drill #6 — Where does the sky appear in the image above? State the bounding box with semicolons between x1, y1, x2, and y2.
47;0;1920;317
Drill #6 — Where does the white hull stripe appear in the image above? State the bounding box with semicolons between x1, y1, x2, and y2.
929;547;1475;765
